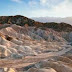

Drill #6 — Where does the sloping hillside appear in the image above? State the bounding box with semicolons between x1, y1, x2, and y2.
0;15;72;32
0;15;35;26
0;16;72;72
0;25;72;72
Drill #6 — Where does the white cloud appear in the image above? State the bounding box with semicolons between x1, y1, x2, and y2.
39;0;64;7
52;0;72;17
28;0;37;7
11;0;22;3
30;0;72;17
40;0;47;5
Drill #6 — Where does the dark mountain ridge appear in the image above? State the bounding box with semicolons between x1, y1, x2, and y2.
0;15;72;32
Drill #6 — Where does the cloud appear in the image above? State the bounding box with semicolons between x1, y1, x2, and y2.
30;0;72;17
28;0;37;7
11;0;22;3
10;0;72;17
40;0;64;7
40;0;47;5
52;0;72;17
28;0;65;9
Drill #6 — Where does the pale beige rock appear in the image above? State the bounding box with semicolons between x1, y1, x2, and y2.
27;68;56;72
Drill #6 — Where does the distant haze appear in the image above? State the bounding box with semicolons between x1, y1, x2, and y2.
32;17;72;25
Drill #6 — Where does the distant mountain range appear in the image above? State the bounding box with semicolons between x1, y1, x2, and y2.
32;17;72;25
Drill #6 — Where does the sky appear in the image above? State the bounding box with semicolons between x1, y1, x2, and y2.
0;0;72;17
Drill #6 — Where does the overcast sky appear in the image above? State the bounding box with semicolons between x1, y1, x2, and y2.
0;0;72;17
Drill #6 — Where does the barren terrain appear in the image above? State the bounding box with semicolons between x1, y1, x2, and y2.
0;24;72;72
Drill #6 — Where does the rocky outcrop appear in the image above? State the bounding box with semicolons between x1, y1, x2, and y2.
0;24;71;72
0;15;35;26
27;68;56;72
0;24;71;59
0;15;72;32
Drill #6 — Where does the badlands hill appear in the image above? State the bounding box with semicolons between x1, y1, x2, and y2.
0;15;72;72
0;24;71;72
0;15;72;32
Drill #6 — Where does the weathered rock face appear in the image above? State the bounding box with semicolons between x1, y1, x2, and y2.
66;32;72;42
30;28;66;42
62;32;72;42
0;24;72;72
0;68;4;72
0;24;71;59
69;32;72;42
27;68;57;72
